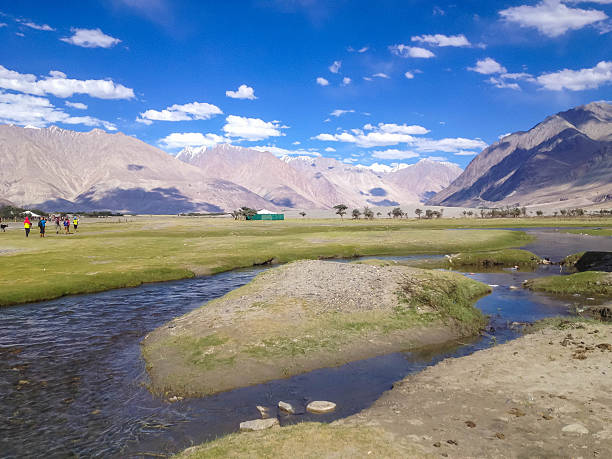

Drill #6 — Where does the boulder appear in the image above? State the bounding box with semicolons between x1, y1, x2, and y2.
278;401;295;414
307;400;337;414
239;418;279;432
562;423;589;435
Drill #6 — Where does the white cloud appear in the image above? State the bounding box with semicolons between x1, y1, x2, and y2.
488;77;521;90
0;65;135;99
369;122;430;135
363;76;373;81
499;0;607;37
324;147;336;152
330;109;355;117
0;23;7;28
342;77;351;85
65;101;88;110
372;149;420;159
0;90;116;130
347;46;369;52
411;34;471;47
159;132;225;149
292;141;301;145
412;137;488;153
316;77;329;86
329;60;341;73
314;122;429;148
19;20;55;31
424;156;450;162
454;150;479;156
373;72;390;79
536;60;612;90
404;71;415;79
223;115;284;141
60;28;121;48
225;84;257;100
138;101;222;123
389;45;435;58
468;57;507;74
251;145;321;157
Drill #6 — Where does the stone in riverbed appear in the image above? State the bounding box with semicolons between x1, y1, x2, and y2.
239;418;279;432
278;401;295;414
562;423;589;435
307;400;336;414
256;405;272;419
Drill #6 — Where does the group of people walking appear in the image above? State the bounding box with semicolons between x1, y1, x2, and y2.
23;215;79;238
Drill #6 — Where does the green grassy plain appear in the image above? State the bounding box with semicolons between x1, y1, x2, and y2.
0;216;609;307
563;228;612;237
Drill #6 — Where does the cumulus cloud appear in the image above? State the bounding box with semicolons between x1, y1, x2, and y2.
389;44;435;58
330;109;355;117
0;90;116;130
223;115;285;141
499;0;608;37
454;150;479;156
411;137;488;153
487;77;521;90
404;71;415;79
65;101;88;109
342;77;351;85
225;84;257;100
18;20;55;31
314;122;429;148
159;132;225;149
468;58;507;74
329;60;341;73
324;147;336;152
314;121;486;153
137;102;222;123
0;65;135;99
61;28;121;48
316;77;329;86
411;34;471;47
536;60;612;90
371;149;420;160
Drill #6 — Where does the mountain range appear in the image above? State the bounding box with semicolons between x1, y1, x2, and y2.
1;101;610;213
429;101;612;208
0;125;461;213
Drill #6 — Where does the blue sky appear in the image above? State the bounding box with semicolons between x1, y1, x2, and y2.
1;0;612;170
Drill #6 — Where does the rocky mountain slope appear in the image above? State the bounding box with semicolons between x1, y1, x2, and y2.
0;125;272;213
179;145;462;208
429;101;612;207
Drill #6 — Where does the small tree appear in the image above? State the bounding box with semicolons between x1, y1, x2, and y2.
299;211;306;218
462;210;468;217
392;207;403;219
363;206;374;220
536;210;544;217
467;210;474;217
352;208;361;219
334;204;348;220
376;212;382;218
425;209;434;219
239;207;258;220
415;208;423;219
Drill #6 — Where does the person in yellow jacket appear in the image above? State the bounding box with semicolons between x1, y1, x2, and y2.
73;216;79;232
23;216;31;237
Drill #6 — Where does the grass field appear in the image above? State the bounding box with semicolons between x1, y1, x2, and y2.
0;216;609;307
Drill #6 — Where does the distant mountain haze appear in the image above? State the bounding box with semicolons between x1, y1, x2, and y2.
429;102;612;208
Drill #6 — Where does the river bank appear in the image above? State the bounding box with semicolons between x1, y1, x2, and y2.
179;320;612;458
142;260;489;397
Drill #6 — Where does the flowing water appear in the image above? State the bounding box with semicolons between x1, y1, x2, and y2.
0;229;610;458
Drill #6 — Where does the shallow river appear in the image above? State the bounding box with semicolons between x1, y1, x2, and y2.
0;229;610;458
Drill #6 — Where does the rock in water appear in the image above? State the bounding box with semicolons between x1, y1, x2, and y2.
256;405;271;419
307;401;337;414
278;401;295;414
562;423;589;435
239;418;279;432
